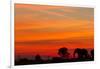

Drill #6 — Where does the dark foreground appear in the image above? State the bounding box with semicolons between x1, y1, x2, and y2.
15;48;94;65
15;57;94;66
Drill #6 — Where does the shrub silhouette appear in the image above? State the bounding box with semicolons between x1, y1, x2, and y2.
15;58;33;65
35;54;42;61
34;54;44;63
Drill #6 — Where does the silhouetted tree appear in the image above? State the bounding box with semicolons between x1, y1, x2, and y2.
73;48;89;59
58;47;69;59
81;49;89;58
73;48;82;58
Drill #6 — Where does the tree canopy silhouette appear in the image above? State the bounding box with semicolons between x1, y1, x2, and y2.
58;47;69;58
73;48;89;59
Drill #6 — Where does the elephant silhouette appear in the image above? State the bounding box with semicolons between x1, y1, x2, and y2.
73;48;89;59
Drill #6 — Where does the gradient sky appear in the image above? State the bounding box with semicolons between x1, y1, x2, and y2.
15;4;94;57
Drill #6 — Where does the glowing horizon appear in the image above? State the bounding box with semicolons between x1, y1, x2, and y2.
15;4;94;57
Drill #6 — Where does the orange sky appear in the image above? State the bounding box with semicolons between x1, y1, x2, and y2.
15;4;94;57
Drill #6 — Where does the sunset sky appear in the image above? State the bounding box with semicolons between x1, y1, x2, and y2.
15;4;94;57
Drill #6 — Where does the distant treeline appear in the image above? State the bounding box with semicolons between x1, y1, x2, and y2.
15;47;94;65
